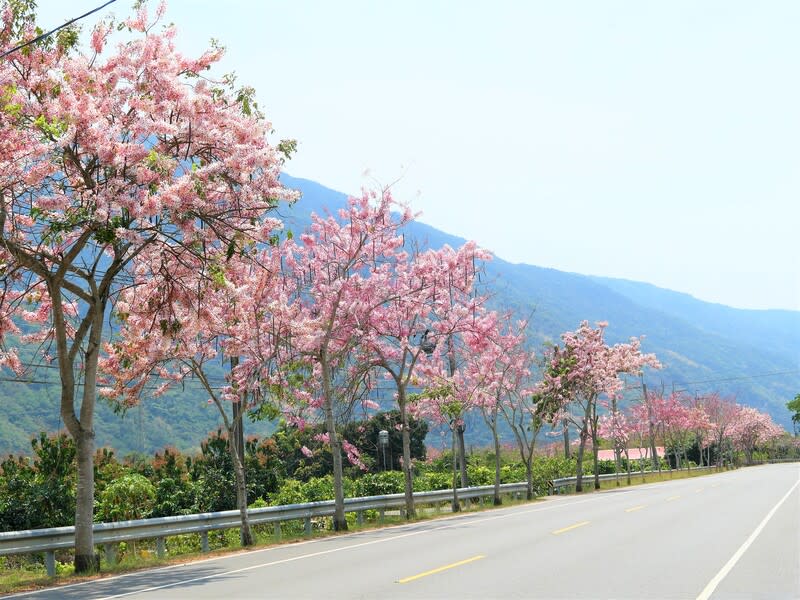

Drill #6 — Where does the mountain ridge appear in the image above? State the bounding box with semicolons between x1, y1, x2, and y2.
0;174;796;456
281;174;799;429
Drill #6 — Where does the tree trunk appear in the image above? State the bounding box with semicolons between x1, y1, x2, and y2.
563;419;570;459
697;436;704;467
640;447;646;482
625;449;631;485
492;420;502;505
591;402;600;490
322;361;347;531
456;423;468;488
227;357;253;544
644;380;659;473
328;430;347;531
230;437;254;545
575;425;588;492
525;456;534;500
611;399;620;486
683;445;690;472
398;389;415;519
73;427;97;573
67;299;105;574
446;340;468;490
230;358;245;473
451;426;460;512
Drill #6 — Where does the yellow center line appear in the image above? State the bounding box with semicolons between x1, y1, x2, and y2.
552;520;590;535
625;505;646;513
397;555;486;584
667;495;681;501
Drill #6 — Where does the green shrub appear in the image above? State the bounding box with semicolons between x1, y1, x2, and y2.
270;479;306;506
466;465;493;486
151;477;194;518
500;463;526;483
97;474;155;522
413;471;451;492
355;471;405;496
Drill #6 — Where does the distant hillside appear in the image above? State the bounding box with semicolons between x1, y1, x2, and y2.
0;174;796;456
280;174;799;430
588;276;800;361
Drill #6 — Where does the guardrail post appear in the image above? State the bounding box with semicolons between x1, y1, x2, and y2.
274;522;282;540
104;543;117;566
200;531;209;553
156;537;166;558
379;508;385;522
356;510;364;526
304;517;312;536
44;550;55;577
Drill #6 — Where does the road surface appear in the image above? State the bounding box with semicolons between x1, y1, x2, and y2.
11;463;799;599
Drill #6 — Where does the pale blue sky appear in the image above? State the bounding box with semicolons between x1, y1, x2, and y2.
37;1;800;311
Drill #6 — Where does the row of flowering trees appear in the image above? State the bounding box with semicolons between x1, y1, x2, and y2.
602;392;785;475
534;321;662;491
0;1;544;567
529;323;786;491
0;2;786;574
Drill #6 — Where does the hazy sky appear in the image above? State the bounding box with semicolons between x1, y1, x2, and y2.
36;1;800;311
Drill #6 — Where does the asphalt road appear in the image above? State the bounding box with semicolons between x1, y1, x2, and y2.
11;463;799;599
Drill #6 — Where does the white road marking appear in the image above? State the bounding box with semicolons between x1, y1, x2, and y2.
696;473;800;600
8;466;745;599
94;496;607;599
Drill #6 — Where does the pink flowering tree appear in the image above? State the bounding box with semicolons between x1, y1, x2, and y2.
364;240;490;517
536;321;661;491
627;400;661;475
101;243;294;546
413;357;482;512
650;392;695;471
280;190;413;531
414;307;501;510
598;410;633;484
729;406;783;465
0;5;294;570
470;311;534;504
488;320;542;500
701;393;742;467
686;396;713;467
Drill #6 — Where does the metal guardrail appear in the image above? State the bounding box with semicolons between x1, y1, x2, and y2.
0;482;530;576
551;465;716;494
0;466;723;576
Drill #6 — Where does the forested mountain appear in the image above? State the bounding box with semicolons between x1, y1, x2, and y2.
279;175;799;430
0;175;796;456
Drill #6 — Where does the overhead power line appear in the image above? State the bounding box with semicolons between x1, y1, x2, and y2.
672;370;800;388
1;0;117;60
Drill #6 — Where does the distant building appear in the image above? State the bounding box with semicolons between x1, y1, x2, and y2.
596;447;664;461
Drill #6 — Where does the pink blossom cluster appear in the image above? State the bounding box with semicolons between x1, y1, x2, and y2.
607;391;784;465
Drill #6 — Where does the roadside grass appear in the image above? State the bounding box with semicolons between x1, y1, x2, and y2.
0;466;725;595
569;466;727;494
